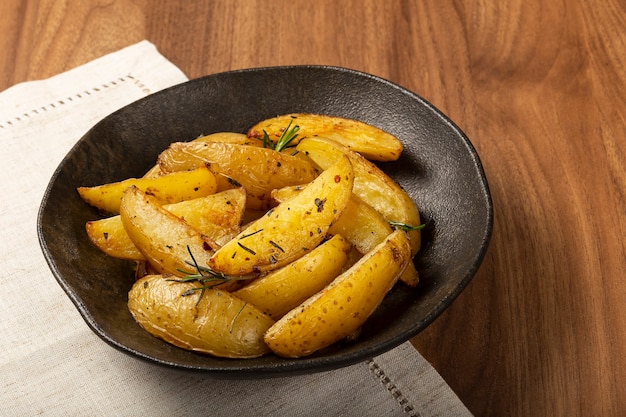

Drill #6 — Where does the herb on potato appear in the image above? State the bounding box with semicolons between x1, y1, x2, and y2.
169;246;256;304
263;119;300;152
388;221;426;231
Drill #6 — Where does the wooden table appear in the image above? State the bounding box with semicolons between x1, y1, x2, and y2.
2;1;624;415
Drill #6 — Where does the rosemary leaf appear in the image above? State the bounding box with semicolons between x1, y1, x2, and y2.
388;220;426;231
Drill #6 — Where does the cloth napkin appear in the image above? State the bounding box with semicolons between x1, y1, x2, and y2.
0;41;472;417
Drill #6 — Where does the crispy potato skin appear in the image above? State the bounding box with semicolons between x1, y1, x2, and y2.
86;215;145;260
77;165;218;215
165;187;246;247
193;131;264;146
247;113;403;161
157;142;318;210
86;188;246;261
234;235;352;319
264;230;412;358
272;184;419;287
272;186;391;254
141;133;262;179
208;155;354;275
329;193;419;287
296;136;421;256
128;275;274;358
119;186;217;278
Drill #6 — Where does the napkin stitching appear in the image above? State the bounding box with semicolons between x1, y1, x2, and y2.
367;359;420;416
0;75;149;130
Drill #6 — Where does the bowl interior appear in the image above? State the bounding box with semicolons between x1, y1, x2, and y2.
38;66;492;378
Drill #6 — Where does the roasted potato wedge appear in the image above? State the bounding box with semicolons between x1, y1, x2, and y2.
157;142;318;210
86;215;144;260
209;154;354;275
193;131;264;146
296;136;421;256
272;183;419;287
141;133;262;179
234;235;352;319
128;275;274;358
272;186;391;255
264;230;412;358
163;187;246;247
329;193;419;287
86;188;247;260
78;165;218;214
120;186;220;279
248;113;403;161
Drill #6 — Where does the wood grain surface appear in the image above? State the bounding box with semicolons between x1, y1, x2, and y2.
2;1;625;415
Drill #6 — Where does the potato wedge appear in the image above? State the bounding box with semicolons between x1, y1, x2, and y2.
209;154;354;275
193;131;264;146
272;183;419;287
264;230;412;358
120;186;219;279
78;165;218;215
296;136;421;256
247;113;403;161
128;275;274;358
234;235;352;319
86;188;247;260
166;187;246;247
140;133;262;179
86;215;144;260
157;142;318;210
328;192;419;287
272;186;391;254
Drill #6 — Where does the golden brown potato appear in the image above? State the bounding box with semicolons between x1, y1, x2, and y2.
157;142;318;210
119;186;218;278
86;215;144;261
247;113;403;161
166;187;246;247
141;133;262;179
296;136;421;256
86;188;247;261
78;165;218;215
272;184;419;287
208;154;354;275
272;186;391;254
233;235;352;319
329;194;419;287
264;230;412;358
128;275;275;358
193;131;264;146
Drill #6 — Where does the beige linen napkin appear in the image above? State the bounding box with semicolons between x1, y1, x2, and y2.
0;41;472;417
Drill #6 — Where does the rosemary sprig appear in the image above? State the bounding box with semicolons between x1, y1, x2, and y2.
168;246;255;305
240;229;263;239
229;302;248;333
388;221;426;231
263;119;300;152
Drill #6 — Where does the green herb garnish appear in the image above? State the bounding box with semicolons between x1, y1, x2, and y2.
388;221;426;231
168;246;256;305
263;119;300;152
229;302;248;333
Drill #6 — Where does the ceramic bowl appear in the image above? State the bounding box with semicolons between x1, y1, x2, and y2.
38;66;492;378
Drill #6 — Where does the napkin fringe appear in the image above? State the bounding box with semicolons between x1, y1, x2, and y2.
367;358;419;416
0;74;148;130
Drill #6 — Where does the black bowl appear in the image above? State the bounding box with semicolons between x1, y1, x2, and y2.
38;66;492;378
